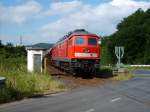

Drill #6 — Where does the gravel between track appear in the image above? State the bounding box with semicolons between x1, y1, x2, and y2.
47;65;116;89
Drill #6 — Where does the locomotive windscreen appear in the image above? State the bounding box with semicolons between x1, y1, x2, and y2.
88;38;97;46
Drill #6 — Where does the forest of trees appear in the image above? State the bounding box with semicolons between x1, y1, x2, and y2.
101;8;150;65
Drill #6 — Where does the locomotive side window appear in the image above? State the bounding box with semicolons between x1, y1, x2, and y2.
75;37;84;45
88;38;97;46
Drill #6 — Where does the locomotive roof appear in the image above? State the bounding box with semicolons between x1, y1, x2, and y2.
57;29;97;44
70;29;96;36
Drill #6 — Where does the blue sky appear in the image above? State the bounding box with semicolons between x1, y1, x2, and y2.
0;0;111;6
0;0;150;45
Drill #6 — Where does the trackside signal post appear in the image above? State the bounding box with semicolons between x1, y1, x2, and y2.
115;46;124;69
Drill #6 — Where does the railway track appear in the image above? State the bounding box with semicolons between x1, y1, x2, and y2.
46;64;115;89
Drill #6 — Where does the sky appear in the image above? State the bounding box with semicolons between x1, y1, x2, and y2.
0;0;150;45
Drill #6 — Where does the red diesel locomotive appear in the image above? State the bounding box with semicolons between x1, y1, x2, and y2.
50;29;101;74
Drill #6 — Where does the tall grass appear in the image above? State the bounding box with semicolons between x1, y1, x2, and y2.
0;58;65;104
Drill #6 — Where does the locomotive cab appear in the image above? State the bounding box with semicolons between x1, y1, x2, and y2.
74;36;100;59
70;35;101;73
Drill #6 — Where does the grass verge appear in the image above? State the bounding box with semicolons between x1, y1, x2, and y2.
0;58;65;104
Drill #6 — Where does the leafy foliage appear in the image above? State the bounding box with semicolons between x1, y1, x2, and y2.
101;8;150;65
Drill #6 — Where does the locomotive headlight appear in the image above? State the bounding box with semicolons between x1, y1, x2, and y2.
98;39;101;45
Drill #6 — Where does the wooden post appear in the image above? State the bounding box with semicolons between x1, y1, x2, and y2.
44;57;47;73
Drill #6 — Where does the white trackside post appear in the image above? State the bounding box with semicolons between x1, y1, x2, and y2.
115;46;124;69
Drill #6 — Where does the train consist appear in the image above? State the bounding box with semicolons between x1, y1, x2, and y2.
50;29;101;74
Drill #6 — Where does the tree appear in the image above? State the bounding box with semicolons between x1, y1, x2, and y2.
102;8;150;65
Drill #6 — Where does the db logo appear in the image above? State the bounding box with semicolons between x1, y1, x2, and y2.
83;48;90;53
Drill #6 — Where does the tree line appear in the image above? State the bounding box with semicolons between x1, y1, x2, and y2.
0;41;26;60
101;8;150;65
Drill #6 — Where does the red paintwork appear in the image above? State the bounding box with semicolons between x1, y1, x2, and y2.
50;34;101;61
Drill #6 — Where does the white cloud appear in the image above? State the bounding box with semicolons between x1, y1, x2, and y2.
44;1;82;16
0;0;82;24
0;1;42;24
37;0;150;43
